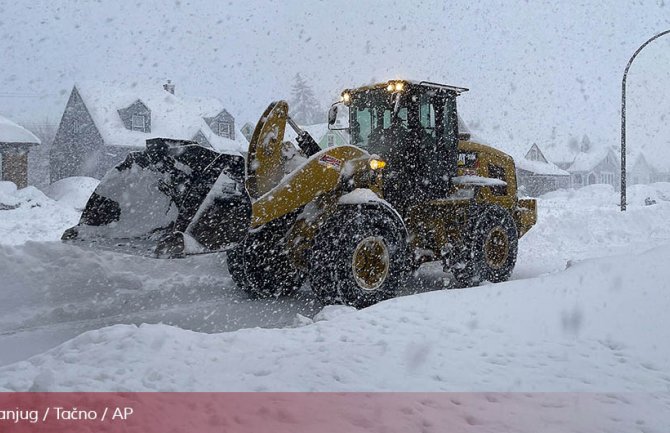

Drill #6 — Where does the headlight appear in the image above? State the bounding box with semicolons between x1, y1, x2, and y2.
369;159;386;170
342;92;351;104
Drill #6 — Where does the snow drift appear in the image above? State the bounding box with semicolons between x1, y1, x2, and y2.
46;176;100;210
1;182;670;399
0;181;82;245
1;241;669;392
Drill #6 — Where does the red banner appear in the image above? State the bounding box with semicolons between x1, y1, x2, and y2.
0;392;667;432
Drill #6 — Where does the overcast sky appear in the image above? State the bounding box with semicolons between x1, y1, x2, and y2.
1;0;669;163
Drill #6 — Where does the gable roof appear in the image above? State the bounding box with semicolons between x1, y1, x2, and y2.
0;114;40;144
629;150;668;174
466;124;568;176
74;81;247;154
567;147;618;172
524;143;547;162
516;157;569;176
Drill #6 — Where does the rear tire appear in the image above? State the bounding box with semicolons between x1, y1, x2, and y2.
452;205;518;287
309;206;409;308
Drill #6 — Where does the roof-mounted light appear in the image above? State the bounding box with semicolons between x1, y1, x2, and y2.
341;92;351;105
387;80;406;93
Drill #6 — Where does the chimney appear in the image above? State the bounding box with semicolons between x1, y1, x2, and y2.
163;79;175;95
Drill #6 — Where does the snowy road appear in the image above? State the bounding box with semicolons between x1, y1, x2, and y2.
0;242;325;365
0;182;320;365
2;181;670;394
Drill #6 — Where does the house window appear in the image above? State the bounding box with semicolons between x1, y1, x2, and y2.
218;122;231;138
327;134;335;147
132;114;146;131
599;172;614;185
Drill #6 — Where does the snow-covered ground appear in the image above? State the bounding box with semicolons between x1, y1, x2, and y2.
0;181;82;245
1;180;670;398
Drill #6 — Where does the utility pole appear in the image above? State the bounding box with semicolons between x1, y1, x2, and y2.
621;29;670;211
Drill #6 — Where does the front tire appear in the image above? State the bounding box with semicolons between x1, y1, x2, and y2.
226;225;304;299
226;240;250;289
309;206;409;308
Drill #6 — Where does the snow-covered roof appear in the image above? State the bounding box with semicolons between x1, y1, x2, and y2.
463;117;584;165
567;147;617;172
629;150;668;174
466;129;566;175
468;131;536;162
516;158;569;176
0;114;40;145
74;82;247;154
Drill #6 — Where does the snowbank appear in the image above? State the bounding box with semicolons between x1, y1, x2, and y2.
0;182;80;245
1;241;669;392
46;176;99;210
515;183;670;279
2;182;670;397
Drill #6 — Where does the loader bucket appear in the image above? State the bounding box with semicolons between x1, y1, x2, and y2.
62;138;251;257
246;101;289;199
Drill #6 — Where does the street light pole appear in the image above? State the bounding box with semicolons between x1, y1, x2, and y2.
621;29;670;211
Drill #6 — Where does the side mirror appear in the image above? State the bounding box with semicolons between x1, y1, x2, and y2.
328;105;338;126
327;102;349;131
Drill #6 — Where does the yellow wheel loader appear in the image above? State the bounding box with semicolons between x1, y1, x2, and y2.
228;80;536;307
63;79;536;308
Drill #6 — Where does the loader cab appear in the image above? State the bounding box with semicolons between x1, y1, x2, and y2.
337;80;469;212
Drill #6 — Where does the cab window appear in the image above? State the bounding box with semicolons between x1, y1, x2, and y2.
488;163;507;196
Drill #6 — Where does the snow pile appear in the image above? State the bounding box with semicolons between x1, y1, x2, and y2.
1;240;669;392
46;176;99;210
515;183;670;279
0;181;79;245
0;180;19;206
1;182;670;399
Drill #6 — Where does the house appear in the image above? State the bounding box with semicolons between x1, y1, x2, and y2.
628;151;670;184
629;152;655;185
565;147;620;189
0;114;41;188
285;122;349;149
240;122;255;142
515;143;570;196
652;168;670;183
467;123;570;196
50;81;247;182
